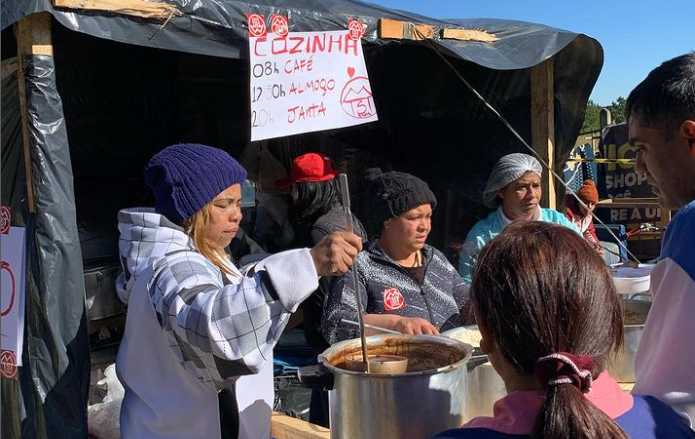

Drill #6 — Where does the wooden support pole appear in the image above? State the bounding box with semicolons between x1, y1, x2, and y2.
15;13;53;213
530;59;557;210
660;208;672;228
600;108;612;129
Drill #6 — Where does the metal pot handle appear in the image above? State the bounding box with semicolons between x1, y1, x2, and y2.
298;364;334;391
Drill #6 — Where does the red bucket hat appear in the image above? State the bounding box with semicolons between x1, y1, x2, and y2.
275;153;339;188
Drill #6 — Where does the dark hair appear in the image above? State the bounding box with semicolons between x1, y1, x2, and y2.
294;179;342;224
626;52;695;137
471;222;627;439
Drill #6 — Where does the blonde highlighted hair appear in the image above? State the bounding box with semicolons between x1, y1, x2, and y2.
181;203;235;276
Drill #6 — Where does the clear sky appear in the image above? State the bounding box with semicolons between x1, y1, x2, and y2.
367;0;695;106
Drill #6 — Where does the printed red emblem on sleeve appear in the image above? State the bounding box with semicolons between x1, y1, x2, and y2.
383;287;406;311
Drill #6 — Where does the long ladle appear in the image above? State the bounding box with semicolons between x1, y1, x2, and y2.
339;173;370;373
341;318;402;335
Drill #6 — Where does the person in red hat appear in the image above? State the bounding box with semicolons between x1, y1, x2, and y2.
565;179;603;255
276;152;367;427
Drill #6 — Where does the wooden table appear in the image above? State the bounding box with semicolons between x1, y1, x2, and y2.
619;382;635;392
271;412;330;439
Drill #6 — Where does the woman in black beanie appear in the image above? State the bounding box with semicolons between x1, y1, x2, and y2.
321;168;468;344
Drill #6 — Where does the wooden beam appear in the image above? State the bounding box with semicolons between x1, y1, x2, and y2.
440;28;498;43
596;198;662;208
378;19;497;42
270;412;330;439
15;13;54;213
407;23;435;40
378;18;434;40
16;13;53;56
619;382;635;392
378;18;404;39
530;59;557;210
53;0;181;20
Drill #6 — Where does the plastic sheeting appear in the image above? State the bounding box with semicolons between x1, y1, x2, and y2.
1;55;89;438
3;0;447;59
1;1;599;71
2;3;603;236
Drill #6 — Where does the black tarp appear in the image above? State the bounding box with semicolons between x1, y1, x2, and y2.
1;53;90;438
1;2;603;438
1;1;604;230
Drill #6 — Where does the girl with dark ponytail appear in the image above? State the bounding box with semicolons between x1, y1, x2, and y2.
431;222;694;439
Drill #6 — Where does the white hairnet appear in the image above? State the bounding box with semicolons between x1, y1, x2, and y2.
483;153;543;208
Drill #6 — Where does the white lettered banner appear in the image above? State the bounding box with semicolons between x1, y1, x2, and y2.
248;16;378;141
1;206;26;379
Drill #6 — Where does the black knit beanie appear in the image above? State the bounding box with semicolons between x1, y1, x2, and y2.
365;168;437;226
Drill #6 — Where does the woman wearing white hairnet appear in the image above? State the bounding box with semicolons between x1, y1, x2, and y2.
457;153;579;283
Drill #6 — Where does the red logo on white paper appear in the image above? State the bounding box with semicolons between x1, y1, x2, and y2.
1;206;10;235
1;350;17;379
247;14;267;38
340;75;376;119
348;19;365;41
383;287;405;311
270;15;288;37
1;261;15;317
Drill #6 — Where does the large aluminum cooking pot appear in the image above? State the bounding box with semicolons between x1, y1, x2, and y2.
441;326;507;418
609;299;651;382
466;356;507;418
299;334;472;439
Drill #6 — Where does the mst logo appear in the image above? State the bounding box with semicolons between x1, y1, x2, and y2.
383;287;405;311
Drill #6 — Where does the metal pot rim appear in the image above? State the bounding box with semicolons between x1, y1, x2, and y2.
319;334;473;378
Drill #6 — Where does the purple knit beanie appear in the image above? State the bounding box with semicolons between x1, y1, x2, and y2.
144;144;247;223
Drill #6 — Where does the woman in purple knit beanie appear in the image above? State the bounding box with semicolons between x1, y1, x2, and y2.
115;143;362;439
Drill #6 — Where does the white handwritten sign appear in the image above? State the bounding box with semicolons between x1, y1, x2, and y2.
1;220;26;379
248;21;378;141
